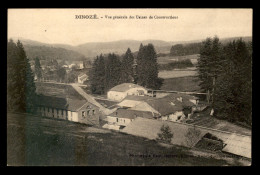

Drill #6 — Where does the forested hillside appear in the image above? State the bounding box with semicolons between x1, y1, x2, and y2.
24;45;88;61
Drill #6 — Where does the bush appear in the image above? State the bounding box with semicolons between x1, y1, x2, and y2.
156;124;173;144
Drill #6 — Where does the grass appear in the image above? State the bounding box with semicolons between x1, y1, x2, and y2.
159;70;197;79
7;112;236;166
160;76;201;92
157;54;199;65
35;82;85;100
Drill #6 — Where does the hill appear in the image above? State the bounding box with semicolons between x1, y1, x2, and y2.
75;39;172;58
23;45;88;61
10;36;252;61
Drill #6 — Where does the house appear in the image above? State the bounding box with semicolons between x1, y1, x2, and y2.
164;93;199;106
103;108;159;130
114;95;191;122
67;61;84;70
121;117;207;147
78;73;88;84
107;83;148;102
35;95;100;126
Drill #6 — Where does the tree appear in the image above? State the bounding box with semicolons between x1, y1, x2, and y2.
214;39;252;124
7;39;36;113
89;55;106;94
104;53;121;92
197;36;223;105
156;124;173;144
120;48;135;83
34;57;42;81
66;72;77;83
136;43;163;89
197;37;252;125
57;67;66;82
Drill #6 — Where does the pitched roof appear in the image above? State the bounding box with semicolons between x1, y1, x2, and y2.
121;117;207;147
120;95;185;116
122;117;251;158
123;95;153;101
36;95;88;111
144;98;184;116
117;100;142;108
78;73;87;77
109;108;159;119
165;93;199;100
163;94;197;107
109;83;146;92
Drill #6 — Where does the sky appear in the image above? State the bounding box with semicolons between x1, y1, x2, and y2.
8;8;252;46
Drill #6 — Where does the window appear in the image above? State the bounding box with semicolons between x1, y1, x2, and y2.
116;118;118;122
87;110;90;115
92;110;95;115
82;111;86;117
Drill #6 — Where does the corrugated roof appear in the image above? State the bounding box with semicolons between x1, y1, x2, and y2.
109;83;146;92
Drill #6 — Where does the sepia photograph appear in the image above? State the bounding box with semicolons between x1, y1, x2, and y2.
7;8;252;166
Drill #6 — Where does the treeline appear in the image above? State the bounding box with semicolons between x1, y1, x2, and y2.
197;37;252;125
89;44;163;94
24;45;88;61
7;40;37;113
158;59;193;70
170;43;202;56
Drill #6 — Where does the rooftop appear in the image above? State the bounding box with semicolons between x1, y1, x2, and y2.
109;83;146;92
109;108;159;119
36;95;89;111
145;98;184;116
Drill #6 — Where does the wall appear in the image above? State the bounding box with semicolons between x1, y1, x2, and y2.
107;116;133;126
37;104;99;125
167;111;185;122
126;87;148;96
77;103;100;126
107;91;126;101
38;106;71;120
116;117;133;126
71;112;78;122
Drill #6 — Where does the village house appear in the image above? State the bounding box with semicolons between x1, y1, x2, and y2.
103;108;160;130
66;61;84;70
107;83;148;102
77;73;88;84
35;95;101;126
116;93;198;122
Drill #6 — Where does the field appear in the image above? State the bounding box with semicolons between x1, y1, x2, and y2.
157;54;199;65
159;70;197;79
7;112;239;166
160;76;201;92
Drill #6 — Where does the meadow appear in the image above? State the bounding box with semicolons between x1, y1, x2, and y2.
157;54;199;65
7;113;235;166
